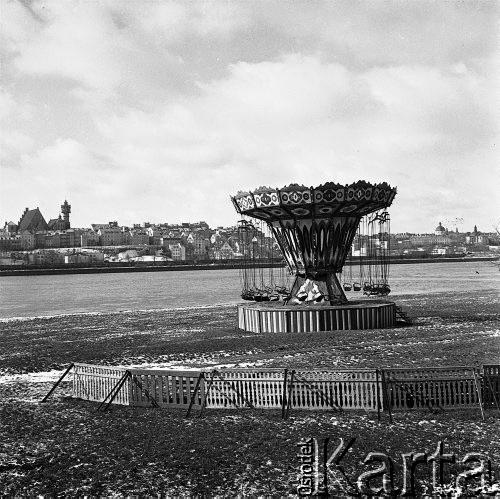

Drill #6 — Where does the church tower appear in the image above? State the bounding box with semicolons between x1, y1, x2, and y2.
61;200;71;229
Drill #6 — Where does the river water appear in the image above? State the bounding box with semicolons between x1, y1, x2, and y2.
0;261;498;320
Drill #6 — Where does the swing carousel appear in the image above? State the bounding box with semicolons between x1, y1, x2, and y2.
231;181;398;333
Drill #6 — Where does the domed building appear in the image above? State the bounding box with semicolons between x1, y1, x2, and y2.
435;222;446;236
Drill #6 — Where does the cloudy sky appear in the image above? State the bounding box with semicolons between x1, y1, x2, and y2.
1;0;498;233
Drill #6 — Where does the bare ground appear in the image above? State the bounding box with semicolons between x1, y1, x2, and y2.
0;289;499;496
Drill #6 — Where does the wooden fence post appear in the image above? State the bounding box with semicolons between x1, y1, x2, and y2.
484;370;500;415
381;369;393;424
41;363;74;403
199;370;216;417
96;370;131;412
473;369;485;421
281;369;288;419
186;372;205;418
284;370;295;419
131;375;159;408
375;368;381;422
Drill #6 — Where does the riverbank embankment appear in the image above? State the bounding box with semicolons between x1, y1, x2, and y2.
0;256;498;276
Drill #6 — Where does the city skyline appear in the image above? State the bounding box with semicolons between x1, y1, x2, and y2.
1;199;495;235
1;1;499;233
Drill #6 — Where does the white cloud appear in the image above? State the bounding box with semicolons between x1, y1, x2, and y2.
0;130;34;165
0;0;39;52
82;54;497;229
253;1;500;69
0;1;498;232
0;88;35;165
11;2;131;95
0;88;16;120
1;138;119;226
4;0;250;102
18;138;117;195
131;1;250;41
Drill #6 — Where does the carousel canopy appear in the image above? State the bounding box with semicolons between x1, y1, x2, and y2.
231;181;397;221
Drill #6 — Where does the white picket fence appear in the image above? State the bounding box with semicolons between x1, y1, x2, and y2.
203;369;380;411
69;363;496;413
73;363;130;405
383;366;481;410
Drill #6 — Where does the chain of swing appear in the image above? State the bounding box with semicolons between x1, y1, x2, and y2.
237;210;391;302
237;217;292;302
340;210;391;296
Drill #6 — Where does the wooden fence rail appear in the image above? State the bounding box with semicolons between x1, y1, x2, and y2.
69;363;500;413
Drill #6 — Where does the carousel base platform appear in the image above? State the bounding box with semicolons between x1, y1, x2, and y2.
238;300;396;333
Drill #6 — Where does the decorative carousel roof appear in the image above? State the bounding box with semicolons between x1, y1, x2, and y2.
231;180;397;221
